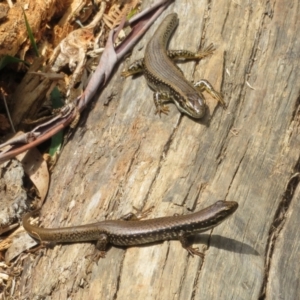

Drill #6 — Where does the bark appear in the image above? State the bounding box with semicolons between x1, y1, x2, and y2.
18;0;300;299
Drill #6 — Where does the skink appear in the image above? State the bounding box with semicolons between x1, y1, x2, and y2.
122;13;225;118
23;200;238;257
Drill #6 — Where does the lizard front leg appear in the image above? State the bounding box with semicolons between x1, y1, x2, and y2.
153;91;172;117
167;43;215;61
194;79;226;107
178;231;204;258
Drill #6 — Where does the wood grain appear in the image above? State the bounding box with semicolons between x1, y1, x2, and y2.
18;0;300;299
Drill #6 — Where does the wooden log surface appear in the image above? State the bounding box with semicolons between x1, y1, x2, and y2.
18;0;300;299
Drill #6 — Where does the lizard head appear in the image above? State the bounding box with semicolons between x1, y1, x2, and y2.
175;93;206;119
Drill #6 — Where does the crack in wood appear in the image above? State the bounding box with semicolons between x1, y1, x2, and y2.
224;140;249;199
258;158;300;299
190;255;205;300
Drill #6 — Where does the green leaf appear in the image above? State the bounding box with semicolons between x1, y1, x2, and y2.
49;87;64;157
22;8;39;57
0;55;30;70
127;8;138;20
50;86;64;109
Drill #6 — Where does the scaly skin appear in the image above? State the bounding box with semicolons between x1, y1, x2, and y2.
23;201;238;257
122;13;225;118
